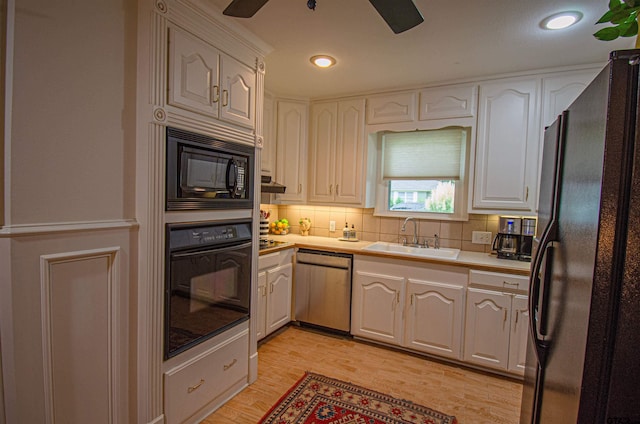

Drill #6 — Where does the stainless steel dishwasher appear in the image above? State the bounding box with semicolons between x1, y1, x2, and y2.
294;249;353;333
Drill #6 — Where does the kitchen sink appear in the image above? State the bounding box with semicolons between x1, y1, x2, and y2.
361;241;460;260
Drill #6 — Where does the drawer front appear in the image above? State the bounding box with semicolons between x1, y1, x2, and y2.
164;331;248;424
259;248;293;270
469;269;529;292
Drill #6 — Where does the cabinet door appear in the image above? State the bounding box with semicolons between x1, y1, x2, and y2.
351;271;404;345
261;93;276;176
256;270;267;340
335;99;365;204
473;78;540;212
464;288;511;370
168;26;220;118
419;84;477;120
220;54;255;129
541;70;598;128
308;102;337;203
366;92;416;124
508;295;529;375
265;263;292;335
404;279;464;360
275;100;308;203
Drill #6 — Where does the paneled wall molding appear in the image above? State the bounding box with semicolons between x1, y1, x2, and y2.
166;112;256;146
166;0;271;69
0;219;138;237
40;247;123;424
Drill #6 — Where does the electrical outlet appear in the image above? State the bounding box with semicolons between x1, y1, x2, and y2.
329;220;336;232
472;231;492;244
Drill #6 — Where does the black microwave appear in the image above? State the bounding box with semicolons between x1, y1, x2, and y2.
166;127;254;211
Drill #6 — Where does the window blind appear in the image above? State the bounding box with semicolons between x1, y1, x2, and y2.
382;128;466;180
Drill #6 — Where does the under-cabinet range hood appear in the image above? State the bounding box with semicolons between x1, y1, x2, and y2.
261;175;286;194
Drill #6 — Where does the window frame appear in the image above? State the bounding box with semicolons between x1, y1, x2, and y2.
372;126;471;221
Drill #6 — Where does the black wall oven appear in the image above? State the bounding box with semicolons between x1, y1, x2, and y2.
166;127;254;211
164;219;252;359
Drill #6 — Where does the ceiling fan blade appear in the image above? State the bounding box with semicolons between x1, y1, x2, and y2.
223;0;270;17
368;0;424;34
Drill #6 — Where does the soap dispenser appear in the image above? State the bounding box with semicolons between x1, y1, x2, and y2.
343;223;350;239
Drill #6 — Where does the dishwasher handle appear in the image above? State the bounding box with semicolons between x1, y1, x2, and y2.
296;250;352;270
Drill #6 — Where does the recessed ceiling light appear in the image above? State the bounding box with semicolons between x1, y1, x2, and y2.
541;11;583;30
310;55;336;68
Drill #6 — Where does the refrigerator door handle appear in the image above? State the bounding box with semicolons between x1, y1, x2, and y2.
529;225;555;366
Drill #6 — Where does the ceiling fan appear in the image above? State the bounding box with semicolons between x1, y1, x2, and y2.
222;0;424;34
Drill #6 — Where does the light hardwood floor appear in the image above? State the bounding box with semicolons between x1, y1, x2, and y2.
202;326;523;423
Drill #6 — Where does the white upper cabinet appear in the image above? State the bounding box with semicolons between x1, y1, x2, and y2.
308;99;368;206
219;54;256;129
472;77;540;212
308;102;337;203
275;100;308;203
541;70;599;128
168;26;256;130
419;84;477;120
168;27;219;117
366;92;416;124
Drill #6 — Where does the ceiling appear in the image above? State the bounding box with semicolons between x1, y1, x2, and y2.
208;0;635;99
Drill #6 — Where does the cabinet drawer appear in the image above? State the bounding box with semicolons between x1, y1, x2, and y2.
164;330;248;424
469;269;529;292
259;248;293;270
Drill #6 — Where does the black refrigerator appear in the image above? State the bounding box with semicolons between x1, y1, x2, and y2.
520;49;640;424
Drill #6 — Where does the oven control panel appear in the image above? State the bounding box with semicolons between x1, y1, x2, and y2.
168;220;252;251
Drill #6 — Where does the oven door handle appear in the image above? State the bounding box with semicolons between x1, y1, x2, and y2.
171;241;252;259
226;159;238;196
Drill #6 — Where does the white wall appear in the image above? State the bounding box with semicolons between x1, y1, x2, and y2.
1;0;137;422
9;0;137;225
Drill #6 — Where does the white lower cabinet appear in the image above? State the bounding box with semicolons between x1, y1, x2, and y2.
351;256;466;361
257;249;293;340
509;295;530;374
405;279;465;359
352;256;530;375
464;288;528;375
164;329;249;424
351;271;405;345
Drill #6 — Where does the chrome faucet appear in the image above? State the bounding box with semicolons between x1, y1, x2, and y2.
401;217;419;246
434;234;440;249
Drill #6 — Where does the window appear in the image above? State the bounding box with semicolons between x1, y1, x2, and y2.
375;127;469;220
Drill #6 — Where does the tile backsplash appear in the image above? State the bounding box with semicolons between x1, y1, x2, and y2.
260;204;501;253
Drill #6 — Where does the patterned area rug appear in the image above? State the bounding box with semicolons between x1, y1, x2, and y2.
258;372;458;424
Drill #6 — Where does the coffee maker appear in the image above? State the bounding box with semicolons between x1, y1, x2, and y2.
493;216;536;261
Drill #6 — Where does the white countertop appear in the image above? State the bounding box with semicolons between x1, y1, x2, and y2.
263;234;532;275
